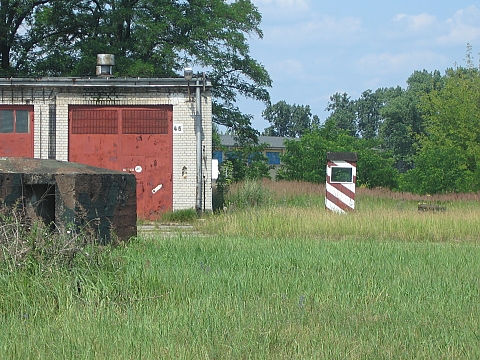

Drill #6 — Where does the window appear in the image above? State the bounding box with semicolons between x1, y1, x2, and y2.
331;167;353;183
213;150;223;163
0;109;30;133
71;109;117;134
266;151;281;165
122;109;168;134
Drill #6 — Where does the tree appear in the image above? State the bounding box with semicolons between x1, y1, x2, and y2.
355;88;396;139
399;144;472;194
0;0;52;73
406;66;480;193
262;100;320;137
276;124;398;188
3;0;272;141
276;129;335;183
379;72;442;172
356;90;378;139
324;92;357;136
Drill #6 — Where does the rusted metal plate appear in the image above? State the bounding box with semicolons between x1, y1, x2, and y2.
68;105;173;220
0;106;34;158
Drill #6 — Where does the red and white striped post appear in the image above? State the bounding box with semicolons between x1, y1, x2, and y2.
325;152;357;213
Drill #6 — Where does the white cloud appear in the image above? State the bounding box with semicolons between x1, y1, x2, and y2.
264;15;363;47
436;6;480;45
393;13;437;33
356;51;448;75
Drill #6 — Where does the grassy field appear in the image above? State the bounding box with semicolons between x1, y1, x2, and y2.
1;181;480;359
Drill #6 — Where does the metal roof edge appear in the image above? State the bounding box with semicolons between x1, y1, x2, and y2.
0;77;212;88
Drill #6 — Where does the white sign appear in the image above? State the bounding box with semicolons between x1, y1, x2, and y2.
212;159;219;180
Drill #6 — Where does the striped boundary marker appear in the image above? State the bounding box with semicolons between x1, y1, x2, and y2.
325;155;357;214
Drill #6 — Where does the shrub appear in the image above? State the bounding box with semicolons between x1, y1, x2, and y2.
0;203;103;273
224;180;273;209
160;208;198;223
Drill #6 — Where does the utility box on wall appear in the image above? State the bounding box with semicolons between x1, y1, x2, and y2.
325;152;357;213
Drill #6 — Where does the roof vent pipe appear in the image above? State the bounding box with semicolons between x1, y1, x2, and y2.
96;54;115;76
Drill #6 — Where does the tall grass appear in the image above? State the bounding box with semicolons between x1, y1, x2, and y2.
204;180;480;242
200;206;480;242
2;181;480;359
1;235;479;358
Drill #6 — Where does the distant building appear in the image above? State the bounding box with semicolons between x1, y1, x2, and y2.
214;135;295;178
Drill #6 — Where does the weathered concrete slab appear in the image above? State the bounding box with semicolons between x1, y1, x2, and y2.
0;157;137;243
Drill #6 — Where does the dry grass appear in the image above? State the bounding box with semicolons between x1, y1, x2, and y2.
203;180;480;242
0;203;103;271
258;179;480;202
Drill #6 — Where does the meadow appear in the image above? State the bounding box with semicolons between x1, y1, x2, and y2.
1;180;479;359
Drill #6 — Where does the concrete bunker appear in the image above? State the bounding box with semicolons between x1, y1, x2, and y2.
0;157;137;243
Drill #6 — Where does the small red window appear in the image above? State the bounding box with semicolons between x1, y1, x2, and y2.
0;109;30;133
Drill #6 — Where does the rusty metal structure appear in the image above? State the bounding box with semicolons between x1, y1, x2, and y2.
0;157;137;243
68;105;174;218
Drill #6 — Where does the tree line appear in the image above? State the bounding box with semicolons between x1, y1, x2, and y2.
222;46;480;195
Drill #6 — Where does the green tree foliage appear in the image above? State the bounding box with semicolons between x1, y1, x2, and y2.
325;88;404;141
324;92;357;136
277;124;397;188
0;0;53;74
401;66;480;194
379;71;442;172
262;100;320;137
2;0;271;140
399;144;472;194
355;89;385;139
276;129;334;183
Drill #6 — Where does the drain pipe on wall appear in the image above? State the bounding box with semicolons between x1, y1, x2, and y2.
195;76;203;214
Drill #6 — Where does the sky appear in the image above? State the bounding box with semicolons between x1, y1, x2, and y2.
239;0;480;132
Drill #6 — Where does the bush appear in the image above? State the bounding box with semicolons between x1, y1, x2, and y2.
0;203;103;272
224;180;273;210
160;208;198;223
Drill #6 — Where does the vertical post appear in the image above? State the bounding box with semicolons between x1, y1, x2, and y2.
325;152;357;213
196;78;203;214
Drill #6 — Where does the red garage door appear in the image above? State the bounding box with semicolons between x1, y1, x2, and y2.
69;105;173;220
0;106;34;158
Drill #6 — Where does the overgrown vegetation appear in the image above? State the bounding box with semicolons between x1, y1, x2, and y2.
0;204;106;273
160;208;198;223
2;181;480;358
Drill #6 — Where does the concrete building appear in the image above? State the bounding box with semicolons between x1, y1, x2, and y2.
0;67;213;219
215;135;295;178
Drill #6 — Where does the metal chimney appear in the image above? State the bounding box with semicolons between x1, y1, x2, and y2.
96;54;115;76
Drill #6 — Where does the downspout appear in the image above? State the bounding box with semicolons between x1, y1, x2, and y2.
195;78;203;214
